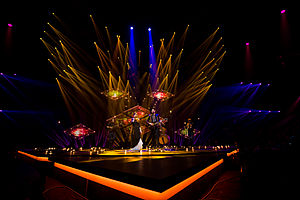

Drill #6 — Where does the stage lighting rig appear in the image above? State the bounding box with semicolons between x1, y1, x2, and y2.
151;90;174;101
102;89;128;101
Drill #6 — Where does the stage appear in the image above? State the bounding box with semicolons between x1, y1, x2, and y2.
18;147;239;199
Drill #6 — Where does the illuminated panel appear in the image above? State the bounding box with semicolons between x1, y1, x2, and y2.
17;151;49;162
102;90;127;100
151;90;174;101
64;123;95;139
154;91;167;99
71;128;87;138
134;110;145;119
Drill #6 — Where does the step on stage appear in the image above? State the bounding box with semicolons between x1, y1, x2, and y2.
18;147;239;200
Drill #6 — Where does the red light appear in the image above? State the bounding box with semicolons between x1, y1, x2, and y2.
71;128;86;137
136;111;145;118
281;9;286;14
65;123;95;139
152;90;173;101
246;42;250;46
154;92;166;99
8;24;13;27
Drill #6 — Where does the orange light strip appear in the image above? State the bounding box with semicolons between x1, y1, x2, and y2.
160;159;224;199
54;162;161;199
17;151;49;162
226;149;239;157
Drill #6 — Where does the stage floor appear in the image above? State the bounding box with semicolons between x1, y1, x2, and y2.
47;148;233;192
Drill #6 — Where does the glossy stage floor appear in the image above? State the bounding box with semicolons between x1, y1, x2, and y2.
18;147;239;200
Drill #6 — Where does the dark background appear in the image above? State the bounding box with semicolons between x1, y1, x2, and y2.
1;5;299;149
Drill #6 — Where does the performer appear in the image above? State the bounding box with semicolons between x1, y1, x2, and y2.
106;118;116;149
147;108;160;147
130;113;143;151
186;118;194;146
186;118;193;137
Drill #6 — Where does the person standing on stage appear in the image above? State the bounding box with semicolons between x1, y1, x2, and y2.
130;113;143;151
106;118;116;149
147;108;160;148
186;118;193;146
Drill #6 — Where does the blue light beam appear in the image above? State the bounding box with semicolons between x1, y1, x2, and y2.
148;28;157;87
129;26;137;85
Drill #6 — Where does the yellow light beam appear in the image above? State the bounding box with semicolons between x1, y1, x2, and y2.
56;78;75;120
105;26;113;52
90;14;106;47
165;32;176;53
178;24;190;49
167;70;179;92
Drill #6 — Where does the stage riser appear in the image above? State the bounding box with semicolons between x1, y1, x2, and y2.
16;150;238;199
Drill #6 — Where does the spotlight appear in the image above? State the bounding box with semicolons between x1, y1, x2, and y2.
0;73;3;75
278;111;281;113
0;110;2;112
8;23;13;27
240;82;244;84
268;111;271;113
281;9;286;14
148;28;151;31
246;42;250;46
102;89;127;100
130;26;133;30
248;110;252;113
